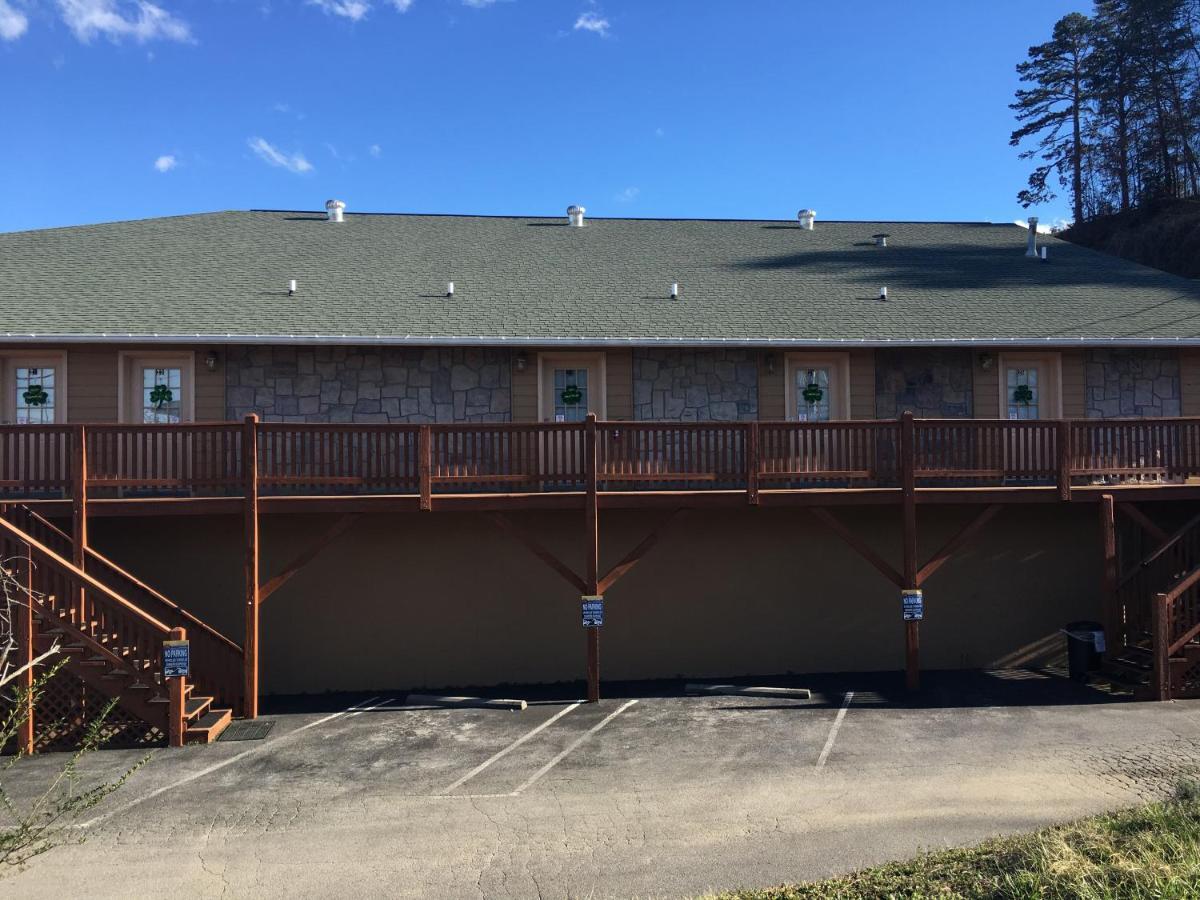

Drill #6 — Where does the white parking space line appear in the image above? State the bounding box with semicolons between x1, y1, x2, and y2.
815;691;854;769
77;696;384;829
441;701;583;795
511;699;638;796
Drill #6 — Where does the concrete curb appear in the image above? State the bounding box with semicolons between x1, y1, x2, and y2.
406;694;528;711
685;684;812;700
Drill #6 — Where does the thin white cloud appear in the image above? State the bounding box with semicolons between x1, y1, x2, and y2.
56;0;193;44
389;0;414;10
247;137;314;174
308;0;370;20
615;186;639;203
574;10;609;37
1012;218;1065;234
153;154;177;172
368;143;383;158
462;0;498;7
0;0;28;41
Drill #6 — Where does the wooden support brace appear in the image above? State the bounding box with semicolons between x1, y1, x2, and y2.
1115;503;1169;545
488;513;587;594
596;508;685;596
259;514;361;603
584;413;601;704
900;411;920;692
915;504;1002;587
1152;591;1171;701
809;507;904;589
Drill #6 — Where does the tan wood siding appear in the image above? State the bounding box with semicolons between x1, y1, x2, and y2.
757;353;785;419
511;352;538;422
973;354;999;418
196;348;226;421
849;350;875;419
1061;350;1085;418
605;349;632;420
66;347;119;422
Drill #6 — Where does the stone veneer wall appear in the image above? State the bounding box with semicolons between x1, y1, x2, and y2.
874;349;973;418
225;347;511;423
632;349;758;421
1085;349;1180;418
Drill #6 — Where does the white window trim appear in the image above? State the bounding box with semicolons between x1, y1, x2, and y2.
536;352;608;422
998;352;1062;419
784;352;851;421
0;351;68;424
117;351;196;424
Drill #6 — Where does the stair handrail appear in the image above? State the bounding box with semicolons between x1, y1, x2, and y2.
1164;560;1200;656
0;515;171;634
8;506;242;655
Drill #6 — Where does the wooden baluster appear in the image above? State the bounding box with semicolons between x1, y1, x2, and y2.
746;421;759;504
1057;420;1071;500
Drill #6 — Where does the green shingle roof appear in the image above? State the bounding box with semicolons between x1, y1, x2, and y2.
1;210;1199;346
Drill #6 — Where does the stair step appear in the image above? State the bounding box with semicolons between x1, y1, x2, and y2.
1099;668;1148;689
1105;658;1151;678
79;656;110;668
185;708;233;745
185;695;213;721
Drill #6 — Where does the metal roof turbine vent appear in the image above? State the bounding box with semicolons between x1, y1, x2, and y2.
325;199;346;223
797;209;816;230
873;233;889;248
567;205;586;227
1026;216;1039;257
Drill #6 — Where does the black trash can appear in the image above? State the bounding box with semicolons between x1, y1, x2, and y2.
1064;620;1106;681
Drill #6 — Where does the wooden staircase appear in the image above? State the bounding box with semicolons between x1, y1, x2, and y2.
1;506;240;749
1098;510;1200;701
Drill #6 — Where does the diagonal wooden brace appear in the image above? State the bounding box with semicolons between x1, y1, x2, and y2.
489;512;587;594
260;514;361;603
597;508;686;596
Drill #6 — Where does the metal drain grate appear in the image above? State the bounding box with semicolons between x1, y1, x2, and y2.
218;720;275;742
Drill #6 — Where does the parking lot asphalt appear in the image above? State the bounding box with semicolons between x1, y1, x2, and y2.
7;670;1200;899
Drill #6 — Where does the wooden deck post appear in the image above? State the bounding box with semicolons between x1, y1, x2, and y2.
71;425;88;618
1056;420;1072;501
167;626;187;748
900;411;920;691
1152;592;1171;701
418;425;432;512
16;546;35;755
746;421;759;505
242;414;260;719
1099;494;1120;657
584;413;600;703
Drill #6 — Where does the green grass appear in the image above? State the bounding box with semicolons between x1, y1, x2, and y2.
706;783;1200;900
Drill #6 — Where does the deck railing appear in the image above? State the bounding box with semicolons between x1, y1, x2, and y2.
3;414;1200;501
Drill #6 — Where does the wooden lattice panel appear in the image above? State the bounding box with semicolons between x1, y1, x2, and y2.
3;669;165;754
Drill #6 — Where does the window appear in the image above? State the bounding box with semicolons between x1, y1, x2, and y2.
119;353;195;423
552;368;590;423
785;353;850;421
0;353;67;424
141;366;183;423
538;353;607;422
998;353;1061;420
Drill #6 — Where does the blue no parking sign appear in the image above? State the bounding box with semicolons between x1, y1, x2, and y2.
162;640;190;678
581;595;604;627
902;590;924;622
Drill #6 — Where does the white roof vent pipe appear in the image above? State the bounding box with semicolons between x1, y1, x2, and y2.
873;233;889;247
446;281;455;298
1026;216;1039;257
1040;245;1048;261
879;286;888;301
325;199;346;223
670;282;679;300
567;205;586;227
797;209;816;230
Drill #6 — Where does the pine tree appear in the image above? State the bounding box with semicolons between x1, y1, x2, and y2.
1011;13;1097;223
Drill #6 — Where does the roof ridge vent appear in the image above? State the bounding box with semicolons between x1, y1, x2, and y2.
567;205;586;227
797;209;816;230
326;199;346;223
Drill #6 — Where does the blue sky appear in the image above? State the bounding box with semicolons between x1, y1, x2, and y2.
1;0;1084;233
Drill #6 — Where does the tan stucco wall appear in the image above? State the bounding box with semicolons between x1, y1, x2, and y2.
84;503;1099;695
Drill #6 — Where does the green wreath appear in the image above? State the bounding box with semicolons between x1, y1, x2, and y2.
1012;384;1034;405
22;384;49;407
149;384;174;409
802;382;824;405
560;384;583;406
